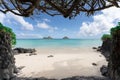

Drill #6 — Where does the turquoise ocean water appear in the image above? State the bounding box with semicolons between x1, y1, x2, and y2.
15;39;102;48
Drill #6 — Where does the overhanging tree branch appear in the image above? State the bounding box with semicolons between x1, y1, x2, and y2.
0;0;119;18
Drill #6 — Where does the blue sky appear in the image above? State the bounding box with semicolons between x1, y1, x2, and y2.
0;6;120;39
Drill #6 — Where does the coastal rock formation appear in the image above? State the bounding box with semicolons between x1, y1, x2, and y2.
99;39;112;78
61;76;110;80
0;31;16;80
100;27;120;80
101;39;112;61
62;36;69;39
43;36;52;39
11;76;110;80
11;77;57;80
100;65;108;77
13;48;36;55
93;46;101;52
107;30;120;80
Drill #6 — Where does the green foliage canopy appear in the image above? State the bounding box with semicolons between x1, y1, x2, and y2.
111;22;120;35
101;22;120;41
0;23;16;45
101;34;112;41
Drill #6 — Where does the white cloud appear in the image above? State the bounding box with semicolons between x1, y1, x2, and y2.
17;33;42;38
37;22;58;33
0;13;5;23
0;12;34;30
48;27;58;33
7;13;34;30
79;7;120;37
62;28;67;31
37;22;50;29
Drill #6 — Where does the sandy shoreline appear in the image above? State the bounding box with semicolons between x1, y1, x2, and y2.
15;47;107;79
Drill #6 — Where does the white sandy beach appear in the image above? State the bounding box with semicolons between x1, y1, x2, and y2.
15;47;107;79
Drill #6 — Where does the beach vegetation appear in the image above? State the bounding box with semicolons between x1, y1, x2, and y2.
63;36;69;39
111;22;120;35
101;34;112;41
43;36;53;39
0;23;16;46
101;22;120;41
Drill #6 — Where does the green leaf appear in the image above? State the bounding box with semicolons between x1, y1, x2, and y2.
0;23;16;45
101;34;112;41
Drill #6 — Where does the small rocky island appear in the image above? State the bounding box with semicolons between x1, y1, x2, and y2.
62;36;69;39
43;36;53;39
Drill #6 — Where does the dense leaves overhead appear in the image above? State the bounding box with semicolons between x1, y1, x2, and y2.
0;0;120;18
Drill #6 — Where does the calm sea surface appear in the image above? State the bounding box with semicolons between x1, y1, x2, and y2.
15;39;102;48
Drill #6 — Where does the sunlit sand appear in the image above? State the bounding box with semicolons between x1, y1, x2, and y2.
15;47;107;79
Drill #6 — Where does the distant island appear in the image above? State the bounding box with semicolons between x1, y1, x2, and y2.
62;36;69;39
42;36;69;39
43;36;53;39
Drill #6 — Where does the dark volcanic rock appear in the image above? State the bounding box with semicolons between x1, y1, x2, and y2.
93;46;101;52
29;53;37;56
13;48;36;54
101;40;111;53
100;65;108;77
107;29;120;80
0;31;16;80
10;76;111;80
11;77;57;80
101;39;112;61
98;39;111;78
97;46;102;52
61;76;110;80
92;63;97;66
92;47;98;49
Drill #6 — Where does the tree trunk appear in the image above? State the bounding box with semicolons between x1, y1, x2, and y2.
108;30;120;80
0;31;15;80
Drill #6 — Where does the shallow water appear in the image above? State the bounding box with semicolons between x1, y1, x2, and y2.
15;39;102;48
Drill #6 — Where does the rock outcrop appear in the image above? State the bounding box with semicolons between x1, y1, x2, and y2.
13;48;36;55
11;77;56;80
0;31;16;80
11;76;110;80
100;28;120;80
101;39;112;61
100;65;108;77
61;76;110;80
107;30;120;80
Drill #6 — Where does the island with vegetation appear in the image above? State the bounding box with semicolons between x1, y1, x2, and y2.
43;36;53;39
62;36;69;39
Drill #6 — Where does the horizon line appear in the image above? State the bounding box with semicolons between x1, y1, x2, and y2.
17;38;101;40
